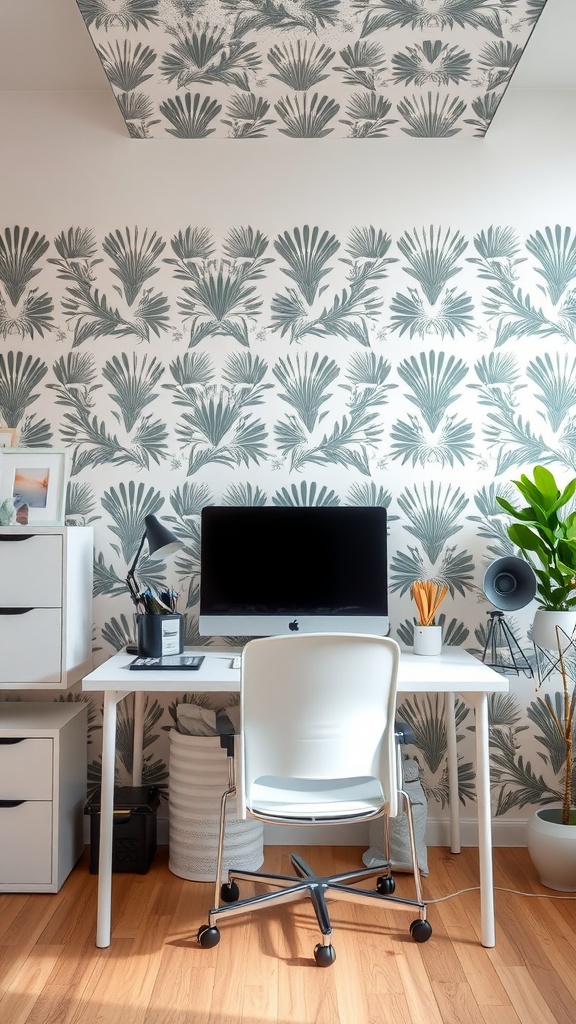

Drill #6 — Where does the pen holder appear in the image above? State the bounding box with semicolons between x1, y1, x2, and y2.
137;613;183;658
413;624;442;656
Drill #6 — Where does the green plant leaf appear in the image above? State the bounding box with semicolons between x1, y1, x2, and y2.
0;226;50;306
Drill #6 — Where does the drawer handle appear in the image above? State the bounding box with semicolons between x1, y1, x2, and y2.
0;800;26;808
0;608;34;615
0;534;34;542
0;738;26;745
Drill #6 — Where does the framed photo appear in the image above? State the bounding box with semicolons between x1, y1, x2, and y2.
0;448;67;526
0;428;18;449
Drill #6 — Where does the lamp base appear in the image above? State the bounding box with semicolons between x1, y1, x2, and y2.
482;611;533;677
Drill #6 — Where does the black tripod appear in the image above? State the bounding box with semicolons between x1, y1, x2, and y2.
482;610;533;677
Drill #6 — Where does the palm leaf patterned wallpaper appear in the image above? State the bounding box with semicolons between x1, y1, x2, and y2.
75;0;547;138
1;217;574;821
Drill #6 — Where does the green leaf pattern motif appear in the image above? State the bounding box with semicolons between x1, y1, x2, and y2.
1;216;573;815
74;0;546;138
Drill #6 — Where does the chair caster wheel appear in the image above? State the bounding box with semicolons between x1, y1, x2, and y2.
410;919;432;943
198;924;221;949
376;875;396;895
220;881;240;903
314;943;336;967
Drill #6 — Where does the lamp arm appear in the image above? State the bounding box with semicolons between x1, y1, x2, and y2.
126;530;147;604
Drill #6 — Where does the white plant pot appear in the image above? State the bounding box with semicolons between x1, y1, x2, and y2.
413;625;442;657
526;805;576;891
531;609;576;650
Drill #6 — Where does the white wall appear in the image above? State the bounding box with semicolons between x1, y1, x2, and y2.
2;91;576;224
1;88;576;842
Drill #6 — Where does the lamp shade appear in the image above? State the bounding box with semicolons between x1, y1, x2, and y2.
144;514;182;560
483;556;536;611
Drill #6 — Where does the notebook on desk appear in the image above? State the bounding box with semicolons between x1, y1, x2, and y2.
129;655;205;671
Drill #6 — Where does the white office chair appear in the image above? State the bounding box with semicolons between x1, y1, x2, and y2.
197;633;431;966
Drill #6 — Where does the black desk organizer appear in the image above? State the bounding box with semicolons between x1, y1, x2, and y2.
137;613;183;658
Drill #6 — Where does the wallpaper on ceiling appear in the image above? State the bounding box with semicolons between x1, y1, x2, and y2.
76;0;547;138
0;218;574;821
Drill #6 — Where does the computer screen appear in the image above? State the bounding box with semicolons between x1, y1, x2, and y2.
199;505;388;637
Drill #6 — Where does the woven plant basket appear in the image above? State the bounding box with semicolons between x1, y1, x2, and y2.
169;730;263;882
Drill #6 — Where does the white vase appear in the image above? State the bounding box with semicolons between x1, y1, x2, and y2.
531;609;576;650
526;805;576;891
413;625;442;656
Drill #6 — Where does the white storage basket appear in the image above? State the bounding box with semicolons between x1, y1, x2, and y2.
169;730;263;881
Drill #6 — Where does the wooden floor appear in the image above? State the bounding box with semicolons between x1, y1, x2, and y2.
1;845;576;1024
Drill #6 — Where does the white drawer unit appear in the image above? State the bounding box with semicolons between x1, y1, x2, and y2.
0;702;87;892
0;526;93;689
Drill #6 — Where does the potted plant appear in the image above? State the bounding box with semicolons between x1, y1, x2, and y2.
497;465;576;888
525;633;576;889
496;465;576;648
410;580;447;656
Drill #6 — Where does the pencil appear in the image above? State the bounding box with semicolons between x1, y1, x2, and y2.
411;580;447;626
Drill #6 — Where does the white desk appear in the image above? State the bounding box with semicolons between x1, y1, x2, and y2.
83;646;508;949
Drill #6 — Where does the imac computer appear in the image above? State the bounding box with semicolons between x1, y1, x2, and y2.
199;505;388;637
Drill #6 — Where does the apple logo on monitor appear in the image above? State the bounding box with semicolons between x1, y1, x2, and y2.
288;619;299;632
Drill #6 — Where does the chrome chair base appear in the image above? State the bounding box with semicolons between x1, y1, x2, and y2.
198;787;432;964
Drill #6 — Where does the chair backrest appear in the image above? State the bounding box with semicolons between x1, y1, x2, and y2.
238;633;400;819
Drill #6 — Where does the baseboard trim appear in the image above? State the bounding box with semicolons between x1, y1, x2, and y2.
424;817;529;848
262;817;530;848
151;815;530;848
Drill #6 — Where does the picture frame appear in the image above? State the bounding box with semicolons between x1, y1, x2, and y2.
0;448;68;526
0;428;18;449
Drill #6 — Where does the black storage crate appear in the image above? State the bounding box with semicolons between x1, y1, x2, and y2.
85;786;160;874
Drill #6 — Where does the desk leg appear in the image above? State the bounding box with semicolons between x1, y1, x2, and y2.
96;689;127;948
470;691;496;948
445;692;461;854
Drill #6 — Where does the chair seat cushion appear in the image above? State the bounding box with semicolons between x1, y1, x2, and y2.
248;775;386;821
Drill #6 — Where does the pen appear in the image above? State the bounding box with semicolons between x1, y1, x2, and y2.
137;589;178;614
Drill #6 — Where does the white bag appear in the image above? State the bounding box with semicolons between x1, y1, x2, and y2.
363;758;428;876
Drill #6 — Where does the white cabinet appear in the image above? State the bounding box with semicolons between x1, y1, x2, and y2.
0;702;87;892
0;526;93;689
